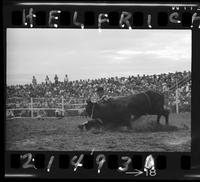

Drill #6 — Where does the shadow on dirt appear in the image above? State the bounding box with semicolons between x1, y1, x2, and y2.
86;124;180;134
133;122;179;132
77;113;190;134
88;121;181;134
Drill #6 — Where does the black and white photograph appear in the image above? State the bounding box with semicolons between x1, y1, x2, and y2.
6;29;191;151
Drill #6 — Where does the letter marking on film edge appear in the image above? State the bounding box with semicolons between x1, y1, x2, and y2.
119;11;132;29
23;8;36;27
73;11;84;29
14;7;200;28
71;154;84;171
47;156;55;172
49;10;61;28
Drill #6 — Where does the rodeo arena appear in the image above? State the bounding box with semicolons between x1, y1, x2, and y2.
6;71;191;151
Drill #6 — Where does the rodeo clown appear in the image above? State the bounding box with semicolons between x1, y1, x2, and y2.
78;86;110;131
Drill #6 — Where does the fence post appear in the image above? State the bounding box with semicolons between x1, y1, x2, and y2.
175;89;179;114
62;96;64;116
31;97;33;118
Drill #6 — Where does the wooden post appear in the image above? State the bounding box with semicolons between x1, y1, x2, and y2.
62;96;64;116
175;88;179;114
31;97;33;118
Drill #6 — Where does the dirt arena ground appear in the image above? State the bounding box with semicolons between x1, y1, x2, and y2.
6;113;191;151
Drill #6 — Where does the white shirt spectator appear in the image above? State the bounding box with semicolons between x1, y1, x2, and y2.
64;74;69;83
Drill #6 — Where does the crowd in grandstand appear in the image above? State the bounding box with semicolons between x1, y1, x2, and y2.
7;71;191;113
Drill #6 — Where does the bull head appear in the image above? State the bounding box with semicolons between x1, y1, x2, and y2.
86;99;92;105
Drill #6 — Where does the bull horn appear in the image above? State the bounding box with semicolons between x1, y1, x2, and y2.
86;99;92;104
82;121;88;125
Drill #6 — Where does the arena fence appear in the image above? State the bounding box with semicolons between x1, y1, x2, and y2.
6;96;190;120
168;74;191;114
6;96;86;119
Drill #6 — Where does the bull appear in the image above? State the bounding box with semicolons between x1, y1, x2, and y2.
79;90;170;130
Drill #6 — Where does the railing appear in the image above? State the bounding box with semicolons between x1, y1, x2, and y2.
168;74;191;113
6;96;87;119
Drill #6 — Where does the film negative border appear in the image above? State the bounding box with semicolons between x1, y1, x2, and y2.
5;151;191;179
3;2;200;29
3;1;200;180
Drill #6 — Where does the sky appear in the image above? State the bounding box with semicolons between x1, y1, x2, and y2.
7;29;191;85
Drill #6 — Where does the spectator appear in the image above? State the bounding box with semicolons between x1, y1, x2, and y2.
45;75;50;85
32;76;37;86
64;74;69;83
54;74;58;84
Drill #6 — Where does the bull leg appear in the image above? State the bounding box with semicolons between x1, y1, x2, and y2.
95;118;104;131
124;113;133;130
163;109;170;125
131;115;141;122
157;115;161;124
126;121;132;130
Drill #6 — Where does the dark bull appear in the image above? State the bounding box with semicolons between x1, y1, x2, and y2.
78;90;170;130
